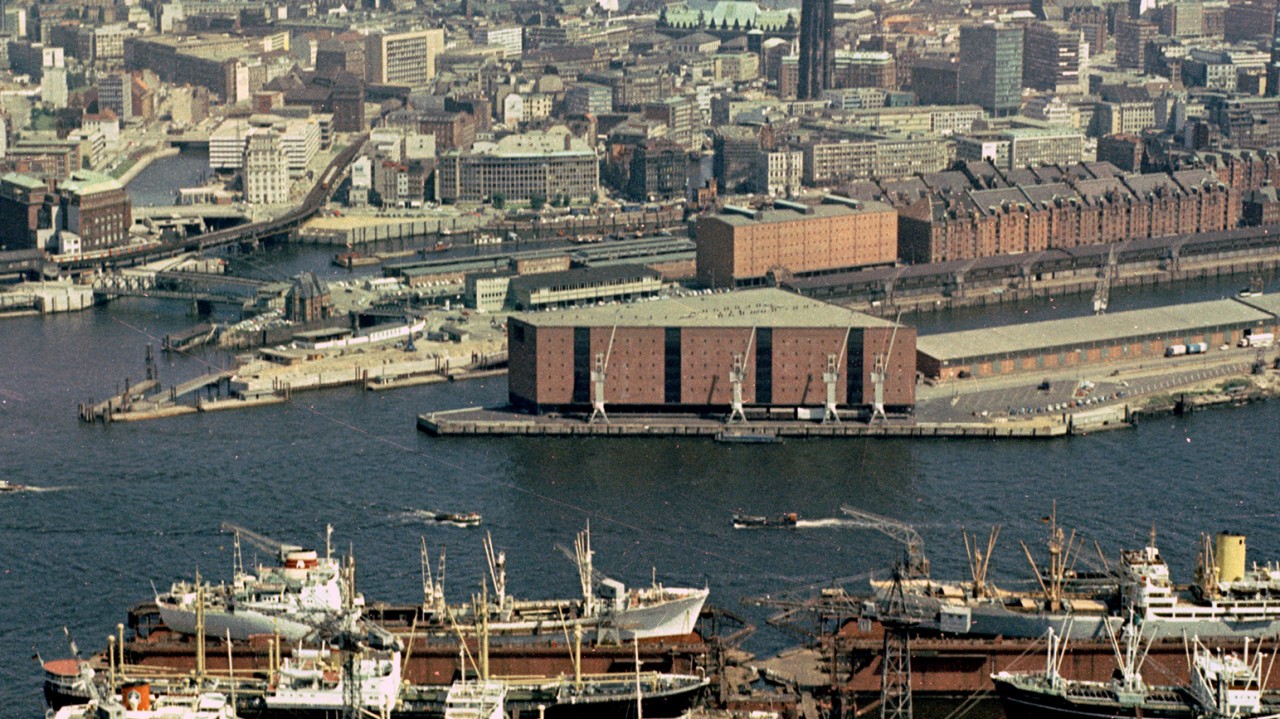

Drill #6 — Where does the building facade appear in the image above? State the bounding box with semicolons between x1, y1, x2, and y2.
436;128;599;204
959;24;1023;117
695;198;898;288
365;29;445;87
243;130;290;205
798;0;834;99
506;289;916;415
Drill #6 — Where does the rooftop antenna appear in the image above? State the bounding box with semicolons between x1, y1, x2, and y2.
588;324;618;424
726;326;757;424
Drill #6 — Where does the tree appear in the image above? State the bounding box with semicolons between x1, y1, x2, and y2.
530;193;547;210
492;192;506;209
732;18;740;30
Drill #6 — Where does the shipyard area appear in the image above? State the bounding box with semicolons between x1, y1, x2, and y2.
38;508;1280;719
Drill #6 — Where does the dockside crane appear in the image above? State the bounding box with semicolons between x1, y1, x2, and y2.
869;312;903;424
1093;243;1117;315
837;505;927;719
588;324;618;424
727;326;757;425
839;505;929;580
823;327;856;424
220;521;307;563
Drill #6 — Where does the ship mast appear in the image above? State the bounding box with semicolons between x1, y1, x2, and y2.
1195;532;1220;599
484;531;507;614
421;538;446;613
963;526;1000;599
576;523;595;617
1020;502;1082;611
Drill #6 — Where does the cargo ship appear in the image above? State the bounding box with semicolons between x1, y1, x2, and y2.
992;627;1280;719
154;524;705;646
154;525;359;642
854;522;1280;642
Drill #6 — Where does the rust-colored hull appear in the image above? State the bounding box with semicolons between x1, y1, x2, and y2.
121;629;706;684
832;627;1280;701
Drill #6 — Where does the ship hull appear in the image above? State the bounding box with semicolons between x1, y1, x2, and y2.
993;680;1194;719
543;683;707;719
611;591;708;640
157;603;318;642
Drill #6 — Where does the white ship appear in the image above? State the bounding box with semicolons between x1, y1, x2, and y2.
1120;531;1280;639
155;525;362;642
51;690;238;719
413;526;709;642
258;645;401;718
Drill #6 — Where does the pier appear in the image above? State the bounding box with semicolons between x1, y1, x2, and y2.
417;408;1073;439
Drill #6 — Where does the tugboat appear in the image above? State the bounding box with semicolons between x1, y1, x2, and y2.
732;513;799;529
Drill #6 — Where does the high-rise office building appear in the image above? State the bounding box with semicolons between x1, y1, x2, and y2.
365;28;445;87
1116;19;1157;71
959;24;1023;117
798;0;833;99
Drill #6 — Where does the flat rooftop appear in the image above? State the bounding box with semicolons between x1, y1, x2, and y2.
709;200;895;227
513;288;901;329
918;298;1275;361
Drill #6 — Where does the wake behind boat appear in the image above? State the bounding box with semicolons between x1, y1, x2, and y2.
732;513;799;529
427;510;482;527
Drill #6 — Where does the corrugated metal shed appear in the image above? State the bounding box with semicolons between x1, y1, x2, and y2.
917;299;1274;362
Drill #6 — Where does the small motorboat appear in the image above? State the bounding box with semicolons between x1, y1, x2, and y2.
0;480;29;493
732;512;798;529
433;511;481;527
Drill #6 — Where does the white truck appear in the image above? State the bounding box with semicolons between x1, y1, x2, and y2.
1239;333;1275;348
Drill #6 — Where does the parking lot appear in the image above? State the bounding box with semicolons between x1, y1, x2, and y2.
915;350;1264;424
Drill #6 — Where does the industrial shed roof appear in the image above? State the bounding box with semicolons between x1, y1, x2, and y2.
513;288;901;329
917;299;1274;362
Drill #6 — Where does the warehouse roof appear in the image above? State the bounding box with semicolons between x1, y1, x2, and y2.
708;200;895;227
514;288;900;328
1237;294;1280;317
917;298;1274;361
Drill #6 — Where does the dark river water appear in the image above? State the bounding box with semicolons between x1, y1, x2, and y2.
1;160;1274;716
3;279;1279;718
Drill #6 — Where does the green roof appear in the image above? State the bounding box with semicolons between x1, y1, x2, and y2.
513;287;899;328
60;170;124;195
1;173;46;190
665;1;797;29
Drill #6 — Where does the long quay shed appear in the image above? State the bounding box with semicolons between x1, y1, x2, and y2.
507;288;917;415
916;298;1279;380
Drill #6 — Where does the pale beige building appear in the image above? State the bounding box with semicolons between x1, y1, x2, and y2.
365;29;445;87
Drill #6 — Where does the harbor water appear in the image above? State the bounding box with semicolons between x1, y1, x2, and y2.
2;283;1279;718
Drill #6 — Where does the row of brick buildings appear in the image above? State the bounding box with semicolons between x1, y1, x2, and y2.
690;158;1266;282
897;167;1235;263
